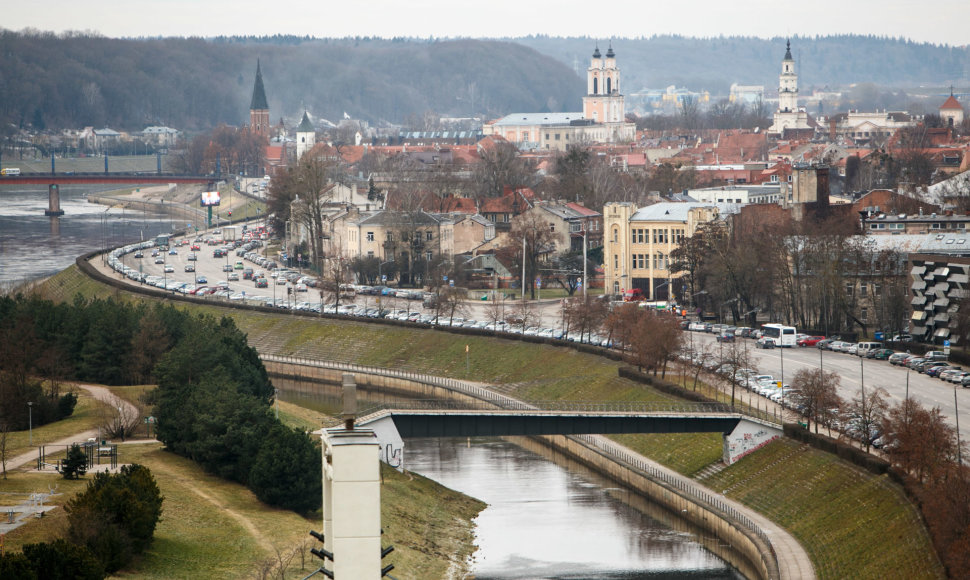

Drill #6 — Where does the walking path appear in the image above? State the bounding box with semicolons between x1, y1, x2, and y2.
5;384;141;472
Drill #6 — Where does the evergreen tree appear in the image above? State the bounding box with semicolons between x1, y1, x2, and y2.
61;444;88;480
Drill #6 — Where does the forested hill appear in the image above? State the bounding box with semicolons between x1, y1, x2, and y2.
517;35;970;95
1;31;967;134
0;32;582;132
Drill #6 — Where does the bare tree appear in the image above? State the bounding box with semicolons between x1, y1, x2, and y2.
100;400;141;442
881;398;960;482
790;368;843;434
0;421;9;479
846;386;889;452
509;211;560;300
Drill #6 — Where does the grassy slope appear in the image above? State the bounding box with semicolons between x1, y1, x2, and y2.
25;265;945;579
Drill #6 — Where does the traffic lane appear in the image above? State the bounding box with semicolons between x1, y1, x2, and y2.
690;332;965;430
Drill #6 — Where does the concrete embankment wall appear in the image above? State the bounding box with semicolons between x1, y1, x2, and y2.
263;359;778;580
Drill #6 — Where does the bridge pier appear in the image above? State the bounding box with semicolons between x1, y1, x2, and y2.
44;184;64;216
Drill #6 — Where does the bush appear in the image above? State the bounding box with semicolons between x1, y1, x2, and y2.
249;423;323;514
22;539;105;580
66;464;163;573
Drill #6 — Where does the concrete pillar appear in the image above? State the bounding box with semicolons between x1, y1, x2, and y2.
321;427;382;578
45;184;64;216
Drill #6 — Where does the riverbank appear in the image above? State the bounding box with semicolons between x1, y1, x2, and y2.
31;262;946;579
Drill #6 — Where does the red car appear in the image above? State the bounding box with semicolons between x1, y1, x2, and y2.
797;335;826;347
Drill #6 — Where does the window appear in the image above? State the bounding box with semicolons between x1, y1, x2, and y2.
845;282;854;297
545;133;550;140
386;231;393;241
426;251;433;261
555;133;561;141
366;231;374;241
367;251;374;258
550;223;556;233
614;254;618;269
426;231;433;241
860;283;868;297
860;307;869;323
613;281;620;293
613;228;619;243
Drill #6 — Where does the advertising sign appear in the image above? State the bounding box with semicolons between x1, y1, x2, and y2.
200;191;221;207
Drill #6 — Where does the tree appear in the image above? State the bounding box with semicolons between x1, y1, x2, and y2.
472;142;532;202
509;211;559;299
790;369;842;434
881;399;959;482
61;443;88;480
67;464;163;573
21;539;104;580
846;387;889;452
248;424;322;514
623;309;684;377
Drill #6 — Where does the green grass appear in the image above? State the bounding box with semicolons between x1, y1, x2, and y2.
1;442;483;579
33;265;945;579
704;439;943;580
1;388;107;460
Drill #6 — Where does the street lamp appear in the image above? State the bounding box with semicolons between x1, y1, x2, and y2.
27;402;33;445
720;297;738;324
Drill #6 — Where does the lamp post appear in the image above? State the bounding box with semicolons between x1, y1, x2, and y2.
27;402;33;445
720;297;738;325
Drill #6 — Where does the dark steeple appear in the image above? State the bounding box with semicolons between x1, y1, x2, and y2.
784;39;792;61
592;44;601;59
250;60;269;111
297;111;314;132
606;42;615;58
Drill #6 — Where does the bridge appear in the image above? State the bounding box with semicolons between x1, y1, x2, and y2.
315;386;785;579
0;172;216;216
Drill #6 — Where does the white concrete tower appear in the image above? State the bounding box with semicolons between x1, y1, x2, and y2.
584;43;625;124
778;40;798;113
295;111;315;160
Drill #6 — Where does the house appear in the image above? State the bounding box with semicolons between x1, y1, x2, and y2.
141;126;179;147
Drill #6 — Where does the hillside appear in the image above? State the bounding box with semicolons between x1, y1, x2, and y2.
0;31;582;132
1;31;966;134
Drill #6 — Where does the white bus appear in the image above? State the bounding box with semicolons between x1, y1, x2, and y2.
1;167;21;176
761;323;797;347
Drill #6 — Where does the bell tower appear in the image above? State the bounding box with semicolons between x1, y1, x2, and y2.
778;40;798;114
250;60;270;139
583;43;625;124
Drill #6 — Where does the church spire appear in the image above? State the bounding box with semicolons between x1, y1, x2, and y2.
784;39;792;61
250;59;269;111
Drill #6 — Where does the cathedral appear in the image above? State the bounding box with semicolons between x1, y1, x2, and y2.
482;44;636;151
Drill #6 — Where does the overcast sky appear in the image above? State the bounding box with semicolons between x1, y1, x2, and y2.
6;0;968;46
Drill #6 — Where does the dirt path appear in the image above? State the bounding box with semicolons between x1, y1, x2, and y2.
5;384;141;472
149;461;275;554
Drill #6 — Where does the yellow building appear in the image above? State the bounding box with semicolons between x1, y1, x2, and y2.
603;202;720;300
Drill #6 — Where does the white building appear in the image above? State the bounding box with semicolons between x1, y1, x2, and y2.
483;44;635;151
768;41;814;139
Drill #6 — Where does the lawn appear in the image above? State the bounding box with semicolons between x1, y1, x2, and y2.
1;442;483;579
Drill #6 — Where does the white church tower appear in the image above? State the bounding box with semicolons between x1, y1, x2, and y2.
768;40;813;138
583;44;625;124
296;111;316;160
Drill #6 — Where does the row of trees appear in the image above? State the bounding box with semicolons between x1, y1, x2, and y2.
0;464;164;578
670;211;909;338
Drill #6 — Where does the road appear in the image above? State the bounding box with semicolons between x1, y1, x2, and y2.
117;230;571;328
690;331;967;434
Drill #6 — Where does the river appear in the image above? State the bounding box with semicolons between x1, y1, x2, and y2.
0;184;174;286
277;385;743;579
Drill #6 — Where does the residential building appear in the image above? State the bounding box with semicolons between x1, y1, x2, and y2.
141;126;179;147
603;202;721;300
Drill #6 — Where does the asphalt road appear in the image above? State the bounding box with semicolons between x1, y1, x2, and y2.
690;331;967;434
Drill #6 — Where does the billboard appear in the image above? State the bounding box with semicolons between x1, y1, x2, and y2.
201;191;221;207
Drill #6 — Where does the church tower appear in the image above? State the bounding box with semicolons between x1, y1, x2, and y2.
778;40;798;113
296;111;316;160
249;60;270;139
768;39;813;138
583;43;625;124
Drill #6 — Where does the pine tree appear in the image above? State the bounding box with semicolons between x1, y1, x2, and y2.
61;444;88;480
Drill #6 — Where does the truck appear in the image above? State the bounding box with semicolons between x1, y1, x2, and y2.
223;226;237;242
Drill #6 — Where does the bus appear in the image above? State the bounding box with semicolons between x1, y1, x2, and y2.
761;323;797;347
1;168;21;176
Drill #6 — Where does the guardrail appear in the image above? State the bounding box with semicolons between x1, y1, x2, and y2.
264;353;780;577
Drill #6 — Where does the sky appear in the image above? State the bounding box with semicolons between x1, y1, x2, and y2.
6;0;969;46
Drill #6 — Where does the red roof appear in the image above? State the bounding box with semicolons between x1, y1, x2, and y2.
941;95;963;110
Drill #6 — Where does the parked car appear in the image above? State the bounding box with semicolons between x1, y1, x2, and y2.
756;337;776;349
816;339;834;350
888;352;910;365
716;332;735;343
925;351;948;361
797;335;825;347
867;348;894;360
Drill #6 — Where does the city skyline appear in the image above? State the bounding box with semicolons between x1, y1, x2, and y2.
5;0;970;47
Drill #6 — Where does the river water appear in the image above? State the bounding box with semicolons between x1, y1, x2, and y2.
277;385;743;579
0;184;174;286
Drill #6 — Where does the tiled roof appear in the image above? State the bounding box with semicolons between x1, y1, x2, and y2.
941;95;962;110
